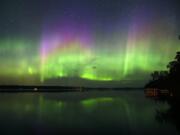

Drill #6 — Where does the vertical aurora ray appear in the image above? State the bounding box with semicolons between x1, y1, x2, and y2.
0;0;179;86
40;22;95;81
39;14;180;83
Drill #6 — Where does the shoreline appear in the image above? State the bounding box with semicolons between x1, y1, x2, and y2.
0;86;143;92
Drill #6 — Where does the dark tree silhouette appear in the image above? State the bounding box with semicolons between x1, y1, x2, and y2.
167;52;180;74
175;52;180;62
145;51;180;95
151;71;160;81
148;36;180;132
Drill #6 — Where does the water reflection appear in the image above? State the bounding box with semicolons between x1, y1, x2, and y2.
155;98;180;133
0;91;179;135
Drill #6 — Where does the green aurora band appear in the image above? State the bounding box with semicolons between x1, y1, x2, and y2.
0;2;179;86
38;17;180;85
0;32;179;86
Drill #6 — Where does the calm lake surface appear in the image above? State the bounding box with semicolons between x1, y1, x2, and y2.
0;90;179;135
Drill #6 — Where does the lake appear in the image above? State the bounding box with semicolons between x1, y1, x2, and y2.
0;90;179;135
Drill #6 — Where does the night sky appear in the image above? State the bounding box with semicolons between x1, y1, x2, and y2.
0;0;179;87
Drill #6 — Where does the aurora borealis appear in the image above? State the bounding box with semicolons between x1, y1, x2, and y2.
0;0;179;86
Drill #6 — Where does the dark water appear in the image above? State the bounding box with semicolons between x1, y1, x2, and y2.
0;90;179;135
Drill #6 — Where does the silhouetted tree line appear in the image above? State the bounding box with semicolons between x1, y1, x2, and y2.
145;51;180;97
146;51;180;131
